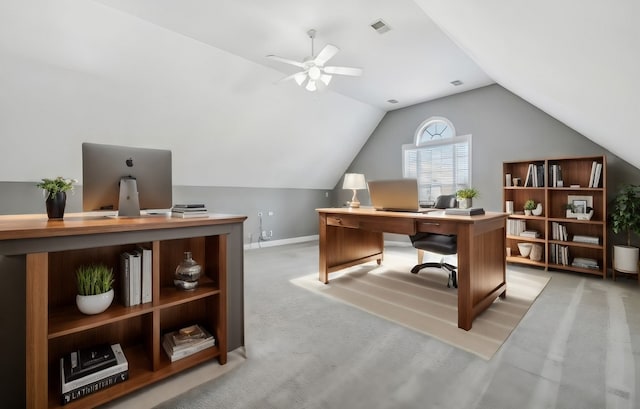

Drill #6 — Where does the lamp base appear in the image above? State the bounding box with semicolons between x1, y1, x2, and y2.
348;200;361;208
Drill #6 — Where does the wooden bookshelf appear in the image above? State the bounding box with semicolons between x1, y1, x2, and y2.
0;213;246;408
503;155;606;277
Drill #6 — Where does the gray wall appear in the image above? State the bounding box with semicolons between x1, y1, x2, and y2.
337;84;640;246
4;84;640;248
0;183;333;245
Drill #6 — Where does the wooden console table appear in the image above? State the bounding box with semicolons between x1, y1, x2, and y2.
0;213;246;409
317;208;507;331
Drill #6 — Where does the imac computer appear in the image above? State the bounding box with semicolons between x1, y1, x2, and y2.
82;142;173;217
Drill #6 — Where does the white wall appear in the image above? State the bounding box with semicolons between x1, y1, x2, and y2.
0;0;383;189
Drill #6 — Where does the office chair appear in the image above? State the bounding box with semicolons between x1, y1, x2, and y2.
409;194;458;288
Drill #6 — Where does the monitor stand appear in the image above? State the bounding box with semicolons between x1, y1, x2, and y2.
118;176;141;217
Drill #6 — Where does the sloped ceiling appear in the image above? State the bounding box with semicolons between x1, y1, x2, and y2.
1;0;636;190
98;0;640;172
413;0;640;170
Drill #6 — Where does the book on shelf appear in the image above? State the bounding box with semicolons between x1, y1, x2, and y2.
62;343;117;382
571;257;599;269
60;344;128;405
137;245;152;304
444;207;485;216
120;251;141;307
572;235;599;244
520;230;541;238
162;324;215;362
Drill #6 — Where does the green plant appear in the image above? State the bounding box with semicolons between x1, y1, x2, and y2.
524;199;536;211
76;263;114;296
456;188;479;199
36;177;77;199
610;184;640;246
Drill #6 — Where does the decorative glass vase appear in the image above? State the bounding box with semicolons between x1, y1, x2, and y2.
45;191;66;220
174;251;201;290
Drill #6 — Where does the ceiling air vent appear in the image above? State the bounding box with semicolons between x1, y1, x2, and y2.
371;19;391;34
387;99;399;104
450;80;463;86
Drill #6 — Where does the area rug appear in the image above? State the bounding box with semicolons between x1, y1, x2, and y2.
291;255;550;360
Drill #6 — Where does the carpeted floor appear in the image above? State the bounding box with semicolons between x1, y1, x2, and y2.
291;250;550;359
139;241;640;409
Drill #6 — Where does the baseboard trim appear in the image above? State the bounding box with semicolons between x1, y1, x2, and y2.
245;235;318;250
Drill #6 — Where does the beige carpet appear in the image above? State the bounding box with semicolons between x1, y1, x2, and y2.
291;254;550;360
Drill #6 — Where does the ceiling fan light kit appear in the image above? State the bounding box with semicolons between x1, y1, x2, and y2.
267;29;362;92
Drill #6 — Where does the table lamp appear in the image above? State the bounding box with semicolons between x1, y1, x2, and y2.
342;173;367;208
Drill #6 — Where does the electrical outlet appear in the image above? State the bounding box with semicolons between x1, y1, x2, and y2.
268;211;274;216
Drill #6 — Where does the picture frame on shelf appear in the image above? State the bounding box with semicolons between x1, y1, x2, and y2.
566;195;593;218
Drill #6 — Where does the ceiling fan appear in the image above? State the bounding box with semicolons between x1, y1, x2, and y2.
267;29;363;92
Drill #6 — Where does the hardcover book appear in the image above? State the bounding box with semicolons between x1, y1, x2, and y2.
63;343;117;382
60;344;129;395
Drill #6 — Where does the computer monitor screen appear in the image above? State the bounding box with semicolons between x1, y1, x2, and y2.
82;142;172;216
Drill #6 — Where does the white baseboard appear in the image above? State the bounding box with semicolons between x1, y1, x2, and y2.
245;235;318;250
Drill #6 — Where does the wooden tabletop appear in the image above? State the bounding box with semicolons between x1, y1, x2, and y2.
0;213;247;241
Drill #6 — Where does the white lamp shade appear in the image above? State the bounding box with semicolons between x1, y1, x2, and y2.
342;173;366;190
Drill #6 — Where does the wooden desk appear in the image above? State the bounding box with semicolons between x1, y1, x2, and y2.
317;208;507;330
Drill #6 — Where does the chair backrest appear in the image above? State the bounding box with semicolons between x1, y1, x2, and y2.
434;194;457;209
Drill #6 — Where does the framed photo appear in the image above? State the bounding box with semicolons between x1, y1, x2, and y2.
567;195;593;218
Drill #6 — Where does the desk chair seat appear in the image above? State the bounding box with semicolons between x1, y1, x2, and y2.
409;194;458;288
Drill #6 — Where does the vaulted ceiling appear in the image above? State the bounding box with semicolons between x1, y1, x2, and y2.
1;1;637;188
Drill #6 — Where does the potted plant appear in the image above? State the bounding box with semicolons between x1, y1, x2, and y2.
36;177;77;220
76;263;115;315
610;184;640;273
524;199;536;216
456;188;479;209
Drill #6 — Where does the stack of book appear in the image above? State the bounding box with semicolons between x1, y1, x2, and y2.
444;207;485;216
171;204;209;218
572;234;599;244
162;324;215;362
572;257;599;269
60;343;128;405
520;230;541;238
120;246;152;307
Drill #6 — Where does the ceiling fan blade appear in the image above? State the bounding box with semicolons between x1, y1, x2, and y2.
314;44;339;66
266;55;305;68
324;66;363;76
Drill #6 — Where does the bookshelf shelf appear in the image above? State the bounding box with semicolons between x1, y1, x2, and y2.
0;214;245;408
503;155;607;277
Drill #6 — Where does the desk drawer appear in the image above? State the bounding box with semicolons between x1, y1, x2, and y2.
359;217;415;235
416;220;457;235
326;215;360;228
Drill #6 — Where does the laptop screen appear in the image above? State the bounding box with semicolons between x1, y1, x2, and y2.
368;179;428;212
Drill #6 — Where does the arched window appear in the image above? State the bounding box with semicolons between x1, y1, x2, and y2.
402;117;471;203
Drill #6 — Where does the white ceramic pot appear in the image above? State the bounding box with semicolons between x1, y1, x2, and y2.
458;198;472;209
613;245;639;273
76;289;114;315
532;203;543;216
524;209;532;216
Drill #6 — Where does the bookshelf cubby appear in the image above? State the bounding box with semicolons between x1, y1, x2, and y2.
503;155;607;277
0;214;246;408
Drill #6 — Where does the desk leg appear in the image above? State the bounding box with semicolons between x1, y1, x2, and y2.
318;214;384;284
456;218;507;330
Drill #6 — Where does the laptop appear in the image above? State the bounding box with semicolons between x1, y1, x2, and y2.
368;179;440;213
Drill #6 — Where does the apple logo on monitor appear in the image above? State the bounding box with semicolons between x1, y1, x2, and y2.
126;157;134;167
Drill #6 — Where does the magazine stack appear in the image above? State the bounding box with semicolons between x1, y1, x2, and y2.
162;324;215;362
60;343;128;405
171;204;209;218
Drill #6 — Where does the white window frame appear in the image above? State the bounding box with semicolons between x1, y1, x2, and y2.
402;117;472;204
